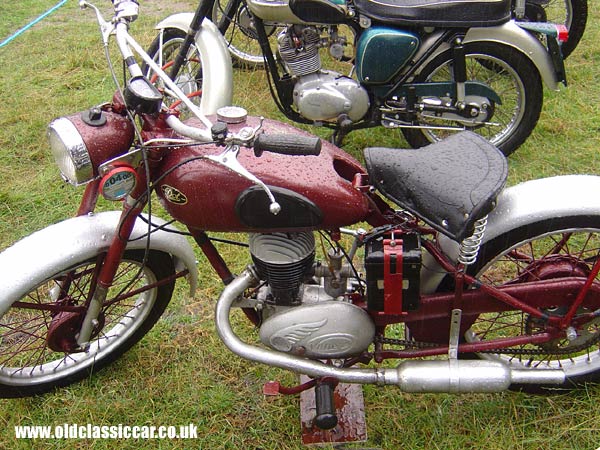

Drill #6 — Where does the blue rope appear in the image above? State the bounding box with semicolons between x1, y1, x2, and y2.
0;0;69;49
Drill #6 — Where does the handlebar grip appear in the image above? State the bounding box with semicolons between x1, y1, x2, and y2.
253;133;322;157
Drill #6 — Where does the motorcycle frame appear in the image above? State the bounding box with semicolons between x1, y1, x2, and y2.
73;131;600;360
52;0;592;362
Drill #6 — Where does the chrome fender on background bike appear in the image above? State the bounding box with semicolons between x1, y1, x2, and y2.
418;20;562;90
421;175;600;293
0;211;198;317
154;14;233;114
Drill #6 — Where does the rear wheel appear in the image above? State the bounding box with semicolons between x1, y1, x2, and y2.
0;250;175;397
402;42;542;156
466;216;600;391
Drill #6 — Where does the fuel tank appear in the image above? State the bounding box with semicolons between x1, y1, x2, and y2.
156;116;371;232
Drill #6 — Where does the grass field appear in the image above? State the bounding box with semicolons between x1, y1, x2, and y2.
0;1;599;448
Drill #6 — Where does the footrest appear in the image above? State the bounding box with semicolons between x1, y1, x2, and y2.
299;375;368;445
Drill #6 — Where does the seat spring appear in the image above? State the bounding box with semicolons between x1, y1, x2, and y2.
458;215;487;266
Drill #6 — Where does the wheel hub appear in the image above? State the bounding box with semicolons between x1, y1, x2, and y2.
521;255;598;352
519;254;590;282
526;308;600;353
46;311;105;353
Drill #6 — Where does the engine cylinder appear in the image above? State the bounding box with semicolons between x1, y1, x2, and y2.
278;27;321;76
249;232;315;305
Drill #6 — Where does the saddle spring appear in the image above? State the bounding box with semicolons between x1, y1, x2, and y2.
457;215;488;266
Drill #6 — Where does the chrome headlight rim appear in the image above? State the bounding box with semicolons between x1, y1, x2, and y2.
47;117;94;186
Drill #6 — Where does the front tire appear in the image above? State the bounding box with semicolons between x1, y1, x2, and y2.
144;28;204;115
402;42;543;156
212;0;279;69
0;250;175;397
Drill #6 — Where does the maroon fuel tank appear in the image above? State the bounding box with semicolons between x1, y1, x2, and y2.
155;116;371;232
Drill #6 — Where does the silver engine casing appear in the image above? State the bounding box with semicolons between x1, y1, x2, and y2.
293;71;370;122
259;285;375;358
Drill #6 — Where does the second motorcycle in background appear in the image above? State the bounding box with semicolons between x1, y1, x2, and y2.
147;0;574;156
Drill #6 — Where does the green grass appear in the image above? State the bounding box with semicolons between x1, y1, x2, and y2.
0;1;600;449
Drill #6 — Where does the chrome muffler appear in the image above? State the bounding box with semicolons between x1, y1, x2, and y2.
215;268;565;393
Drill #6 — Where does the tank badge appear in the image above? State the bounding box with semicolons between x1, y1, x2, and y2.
161;185;188;205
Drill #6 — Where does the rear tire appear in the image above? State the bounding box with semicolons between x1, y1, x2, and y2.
402;42;543;156
523;0;588;58
466;215;600;392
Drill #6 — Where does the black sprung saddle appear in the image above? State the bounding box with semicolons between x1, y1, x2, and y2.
352;0;512;27
364;131;508;242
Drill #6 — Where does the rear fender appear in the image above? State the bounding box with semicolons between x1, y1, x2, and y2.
0;211;198;317
464;21;561;90
421;175;600;293
416;20;560;91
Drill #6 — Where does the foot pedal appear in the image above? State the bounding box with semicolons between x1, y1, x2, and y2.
299;375;367;445
314;381;337;430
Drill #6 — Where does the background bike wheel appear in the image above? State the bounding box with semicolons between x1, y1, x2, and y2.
213;0;281;69
524;0;588;58
144;28;204;115
402;42;543;156
0;250;175;397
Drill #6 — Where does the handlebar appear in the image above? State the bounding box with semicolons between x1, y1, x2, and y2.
80;0;321;217
253;134;322;157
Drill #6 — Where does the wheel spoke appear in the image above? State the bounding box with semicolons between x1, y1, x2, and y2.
0;251;172;394
467;225;600;383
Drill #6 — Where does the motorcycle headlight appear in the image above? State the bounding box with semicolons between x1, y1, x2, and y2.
47;117;93;185
47;106;135;186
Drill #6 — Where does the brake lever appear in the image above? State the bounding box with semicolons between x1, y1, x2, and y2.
206;145;281;215
79;1;115;44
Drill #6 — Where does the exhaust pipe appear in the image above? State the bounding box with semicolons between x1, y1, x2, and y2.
215;268;566;392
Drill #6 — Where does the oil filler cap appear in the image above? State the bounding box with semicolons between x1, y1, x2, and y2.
217;106;248;124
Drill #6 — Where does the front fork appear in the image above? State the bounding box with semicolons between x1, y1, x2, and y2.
75;180;148;348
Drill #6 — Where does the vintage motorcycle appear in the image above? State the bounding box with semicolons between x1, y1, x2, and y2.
147;0;570;156
1;0;600;433
211;0;588;67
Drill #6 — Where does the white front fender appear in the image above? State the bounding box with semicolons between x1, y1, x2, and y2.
155;14;233;114
0;211;198;317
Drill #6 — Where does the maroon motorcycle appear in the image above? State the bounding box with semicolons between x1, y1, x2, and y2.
1;0;600;433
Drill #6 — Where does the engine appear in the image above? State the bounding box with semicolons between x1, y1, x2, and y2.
249;232;375;359
277;26;370;122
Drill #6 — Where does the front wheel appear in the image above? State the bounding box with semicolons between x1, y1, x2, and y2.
467;215;600;391
402;42;543;156
0;250;176;397
144;28;204;115
213;0;280;69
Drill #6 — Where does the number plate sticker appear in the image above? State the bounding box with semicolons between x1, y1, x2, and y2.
100;167;137;201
